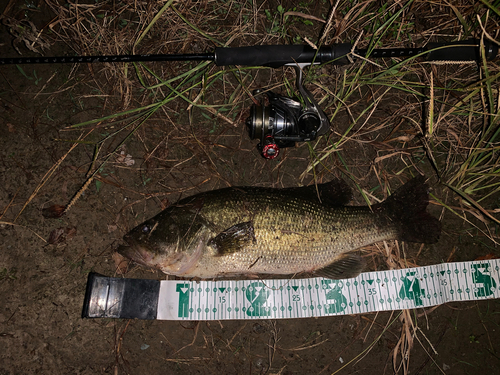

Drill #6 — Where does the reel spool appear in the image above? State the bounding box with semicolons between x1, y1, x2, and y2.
245;64;329;159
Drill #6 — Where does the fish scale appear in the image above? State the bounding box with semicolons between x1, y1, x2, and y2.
194;192;386;275
118;177;440;279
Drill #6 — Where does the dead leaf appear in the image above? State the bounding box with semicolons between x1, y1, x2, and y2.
42;204;66;219
116;151;135;166
107;224;118;233
474;253;498;261
112;252;130;274
283;11;326;23
47;226;77;245
160;198;169;210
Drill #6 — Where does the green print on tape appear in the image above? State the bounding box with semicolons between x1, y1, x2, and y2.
245;282;272;317
399;271;425;306
168;261;499;320
176;283;190;318
472;263;497;297
322;280;347;313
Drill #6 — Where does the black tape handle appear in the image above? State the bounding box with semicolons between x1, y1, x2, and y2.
82;272;160;320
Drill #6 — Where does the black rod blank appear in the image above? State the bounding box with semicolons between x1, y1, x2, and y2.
0;52;215;65
0;40;497;67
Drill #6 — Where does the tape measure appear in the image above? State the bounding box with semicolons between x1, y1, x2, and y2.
82;259;499;321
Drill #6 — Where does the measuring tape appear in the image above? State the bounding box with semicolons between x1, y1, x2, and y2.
82;259;499;321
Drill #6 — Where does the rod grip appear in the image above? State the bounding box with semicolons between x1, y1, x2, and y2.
214;43;352;68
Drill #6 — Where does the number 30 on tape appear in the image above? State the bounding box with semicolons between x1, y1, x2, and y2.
82;260;499;321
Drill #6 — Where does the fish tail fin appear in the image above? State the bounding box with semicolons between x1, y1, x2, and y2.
378;176;441;244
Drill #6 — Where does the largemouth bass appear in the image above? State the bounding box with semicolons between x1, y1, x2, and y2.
118;176;440;279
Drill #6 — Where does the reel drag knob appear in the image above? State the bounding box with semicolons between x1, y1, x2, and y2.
260;135;280;159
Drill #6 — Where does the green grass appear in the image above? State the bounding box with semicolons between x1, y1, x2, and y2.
28;1;500;374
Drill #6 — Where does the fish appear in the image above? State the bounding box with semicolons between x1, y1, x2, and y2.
117;175;441;279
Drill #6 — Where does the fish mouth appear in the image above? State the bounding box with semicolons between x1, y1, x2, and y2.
117;241;154;268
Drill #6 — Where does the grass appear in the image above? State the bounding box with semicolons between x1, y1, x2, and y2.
443;45;500;227
7;0;499;373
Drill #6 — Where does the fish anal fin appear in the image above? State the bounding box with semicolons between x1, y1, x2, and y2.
314;253;365;279
208;221;256;255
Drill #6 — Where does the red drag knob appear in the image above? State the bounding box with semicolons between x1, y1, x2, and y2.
261;136;280;159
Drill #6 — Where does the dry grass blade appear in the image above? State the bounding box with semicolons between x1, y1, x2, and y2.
331;311;403;375
14;132;85;221
442;31;500;234
0;221;47;243
392;309;414;375
5;1;497;374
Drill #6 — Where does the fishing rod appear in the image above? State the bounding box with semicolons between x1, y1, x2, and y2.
2;39;497;158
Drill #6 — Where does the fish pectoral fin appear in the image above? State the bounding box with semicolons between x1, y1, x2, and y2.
314;253;365;279
207;221;256;255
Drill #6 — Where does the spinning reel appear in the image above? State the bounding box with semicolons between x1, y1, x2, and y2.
2;38;496;159
245;64;330;159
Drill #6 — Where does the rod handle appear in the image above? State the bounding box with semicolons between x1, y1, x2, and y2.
214;43;352;68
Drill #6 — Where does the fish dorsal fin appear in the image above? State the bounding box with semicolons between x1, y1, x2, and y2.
207;221;256;255
314;253;365;279
285;178;352;207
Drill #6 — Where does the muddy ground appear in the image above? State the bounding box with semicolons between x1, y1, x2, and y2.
1;1;499;374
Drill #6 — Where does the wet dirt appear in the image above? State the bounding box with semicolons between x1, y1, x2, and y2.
1;2;499;375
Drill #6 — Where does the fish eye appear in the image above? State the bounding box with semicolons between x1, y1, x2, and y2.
141;225;150;234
